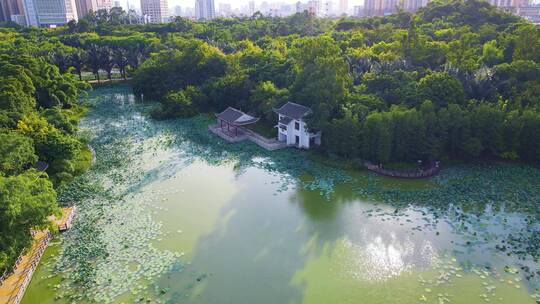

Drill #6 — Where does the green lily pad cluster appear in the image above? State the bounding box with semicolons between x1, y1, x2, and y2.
416;254;540;303
48;85;540;302
350;164;540;274
52;87;181;302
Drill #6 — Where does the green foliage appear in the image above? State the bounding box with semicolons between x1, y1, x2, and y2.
0;29;89;274
124;0;539;164
133;40;226;100
0;170;58;272
0;132;38;175
0;60;36;127
323;115;361;158
481;40;503;67
250;81;289;121
151;89;197;119
42;107;79;134
4;0;539;181
512;24;540;63
418;71;465;107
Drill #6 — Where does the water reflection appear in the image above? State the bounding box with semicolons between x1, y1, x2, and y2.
293;183;440;276
22;86;539;304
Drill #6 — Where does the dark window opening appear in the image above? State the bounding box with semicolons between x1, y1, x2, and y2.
295;121;300;130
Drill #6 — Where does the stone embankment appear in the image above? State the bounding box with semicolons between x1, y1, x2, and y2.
209;124;287;151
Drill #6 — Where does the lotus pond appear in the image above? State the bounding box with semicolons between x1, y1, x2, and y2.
22;85;540;304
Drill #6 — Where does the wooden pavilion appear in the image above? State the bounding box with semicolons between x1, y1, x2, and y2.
216;107;260;137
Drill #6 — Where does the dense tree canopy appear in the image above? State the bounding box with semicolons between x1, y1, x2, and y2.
0;29;89;273
129;0;540;164
1;0;540;274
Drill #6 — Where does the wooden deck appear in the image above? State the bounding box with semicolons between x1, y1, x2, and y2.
209;124;287;151
50;206;77;232
0;206;76;304
0;231;51;304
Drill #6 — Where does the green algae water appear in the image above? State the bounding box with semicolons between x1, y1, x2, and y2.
22;86;540;304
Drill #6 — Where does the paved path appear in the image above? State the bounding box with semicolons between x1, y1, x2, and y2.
209;124;287;151
0;231;51;304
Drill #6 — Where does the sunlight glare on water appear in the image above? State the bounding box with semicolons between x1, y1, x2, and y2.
21;86;540;304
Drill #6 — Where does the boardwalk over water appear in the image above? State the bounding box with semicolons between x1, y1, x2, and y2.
209;124;287;151
0;206;77;304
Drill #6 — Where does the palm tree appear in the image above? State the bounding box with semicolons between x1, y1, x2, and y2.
70;49;87;81
86;43;101;83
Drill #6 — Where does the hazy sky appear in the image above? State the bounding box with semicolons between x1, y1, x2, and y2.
122;0;366;12
120;0;538;15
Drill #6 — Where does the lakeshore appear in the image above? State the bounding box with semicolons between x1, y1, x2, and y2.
19;86;540;304
0;207;75;304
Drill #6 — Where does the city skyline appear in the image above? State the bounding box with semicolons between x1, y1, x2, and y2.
2;0;539;25
120;0;365;12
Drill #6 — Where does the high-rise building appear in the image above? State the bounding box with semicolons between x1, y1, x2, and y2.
280;3;293;15
194;0;214;20
364;0;401;16
517;4;540;24
172;4;181;16
323;1;332;16
183;6;194;17
306;0;319;15
0;0;26;24
260;1;269;13
218;2;230;16
23;0;78;26
295;1;302;13
339;0;347;14
364;0;381;16
74;0;112;19
141;0;168;22
248;0;254;15
401;0;423;12
74;0;92;19
488;0;526;10
0;1;6;21
353;4;362;16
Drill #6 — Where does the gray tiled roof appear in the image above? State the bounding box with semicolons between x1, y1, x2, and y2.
274;102;312;120
216;107;259;126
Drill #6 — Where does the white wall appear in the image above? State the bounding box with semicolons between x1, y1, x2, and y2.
277;115;311;149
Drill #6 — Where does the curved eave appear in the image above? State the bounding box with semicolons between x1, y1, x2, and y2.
232;117;260;126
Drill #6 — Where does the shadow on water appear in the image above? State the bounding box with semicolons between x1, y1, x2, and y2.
100;85;540;290
154;171;448;303
38;85;538;303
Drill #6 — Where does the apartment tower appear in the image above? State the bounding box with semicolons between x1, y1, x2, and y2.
141;0;168;23
195;0;214;20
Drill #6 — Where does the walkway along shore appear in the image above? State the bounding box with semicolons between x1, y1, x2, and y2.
0;206;77;304
209;124;287;151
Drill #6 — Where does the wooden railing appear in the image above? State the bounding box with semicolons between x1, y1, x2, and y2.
4;231;52;304
1;267;13;283
58;206;77;232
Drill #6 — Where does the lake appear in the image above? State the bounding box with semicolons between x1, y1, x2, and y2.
22;85;540;304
